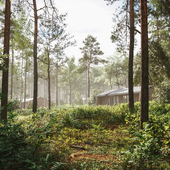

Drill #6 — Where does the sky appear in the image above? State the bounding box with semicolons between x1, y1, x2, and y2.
52;0;121;62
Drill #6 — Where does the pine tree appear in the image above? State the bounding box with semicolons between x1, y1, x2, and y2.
140;0;149;129
1;0;11;120
79;35;104;98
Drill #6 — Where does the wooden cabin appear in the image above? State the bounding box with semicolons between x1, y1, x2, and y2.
96;86;154;105
21;97;49;109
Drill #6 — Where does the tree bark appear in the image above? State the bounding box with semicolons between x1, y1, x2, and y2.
24;59;27;109
86;69;87;103
69;85;71;105
128;0;134;111
56;64;58;106
140;0;149;129
33;0;38;113
10;45;14;99
20;55;23;109
87;63;90;98
47;50;51;110
1;0;11;120
44;79;45;107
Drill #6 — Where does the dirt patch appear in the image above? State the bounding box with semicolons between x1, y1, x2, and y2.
70;151;118;162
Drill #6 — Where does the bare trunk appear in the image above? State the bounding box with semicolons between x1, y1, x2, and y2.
69;85;71;105
47;50;51;110
157;17;161;103
86;69;87;103
56;65;58;106
20;55;23;110
24;59;27;109
10;45;14;99
44;79;45;107
128;0;134;111
140;0;149;129
87;64;90;98
33;0;38;113
126;0;129;42
1;0;11;120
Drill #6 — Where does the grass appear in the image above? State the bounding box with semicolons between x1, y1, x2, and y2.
0;102;170;169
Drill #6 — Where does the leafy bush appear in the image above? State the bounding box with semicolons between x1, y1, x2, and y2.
7;98;20;112
60;100;65;105
88;89;101;105
74;92;83;105
0;110;67;170
121;101;170;169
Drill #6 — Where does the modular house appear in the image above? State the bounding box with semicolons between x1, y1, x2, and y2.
21;97;49;109
96;86;154;105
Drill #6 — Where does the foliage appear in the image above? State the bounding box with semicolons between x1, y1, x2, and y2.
1;102;170;169
60;57;78;104
7;98;20;112
88;89;101;105
79;35;105;98
74;92;83;105
104;55;128;89
121;101;170;169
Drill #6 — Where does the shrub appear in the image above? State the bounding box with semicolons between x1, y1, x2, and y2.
7;98;20;112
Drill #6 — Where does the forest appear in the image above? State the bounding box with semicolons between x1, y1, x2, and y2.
1;0;170;169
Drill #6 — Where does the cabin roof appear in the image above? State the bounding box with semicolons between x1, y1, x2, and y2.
22;97;48;103
96;89;118;97
97;86;141;97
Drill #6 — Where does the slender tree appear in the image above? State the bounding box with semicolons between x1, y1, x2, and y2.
32;0;38;113
1;0;11;120
140;0;149;129
79;35;104;98
128;0;135;111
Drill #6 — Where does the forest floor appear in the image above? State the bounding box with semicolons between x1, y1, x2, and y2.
1;103;170;169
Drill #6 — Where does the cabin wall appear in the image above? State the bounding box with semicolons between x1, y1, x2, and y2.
134;93;140;102
96;87;154;106
21;97;49;109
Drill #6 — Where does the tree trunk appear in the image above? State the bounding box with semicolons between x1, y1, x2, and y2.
86;69;87;103
1;0;11;120
56;64;58;106
44;79;46;107
33;0;38;113
47;50;51;110
140;0;149;129
69;85;71;105
20;55;23;109
157;17;161;103
126;0;129;42
87;63;90;98
128;0;134;111
24;59;27;109
10;45;14;99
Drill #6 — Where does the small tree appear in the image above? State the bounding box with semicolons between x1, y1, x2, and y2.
79;35;104;98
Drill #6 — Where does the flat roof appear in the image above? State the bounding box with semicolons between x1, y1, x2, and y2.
96;89;118;97
97;86;141;97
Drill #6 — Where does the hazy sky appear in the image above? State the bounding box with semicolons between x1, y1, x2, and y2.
53;0;121;61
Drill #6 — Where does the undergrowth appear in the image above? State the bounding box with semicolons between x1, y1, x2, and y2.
0;102;170;169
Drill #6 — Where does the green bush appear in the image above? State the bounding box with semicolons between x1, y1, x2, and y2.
88;89;101;105
121;102;170;169
7;98;20;112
